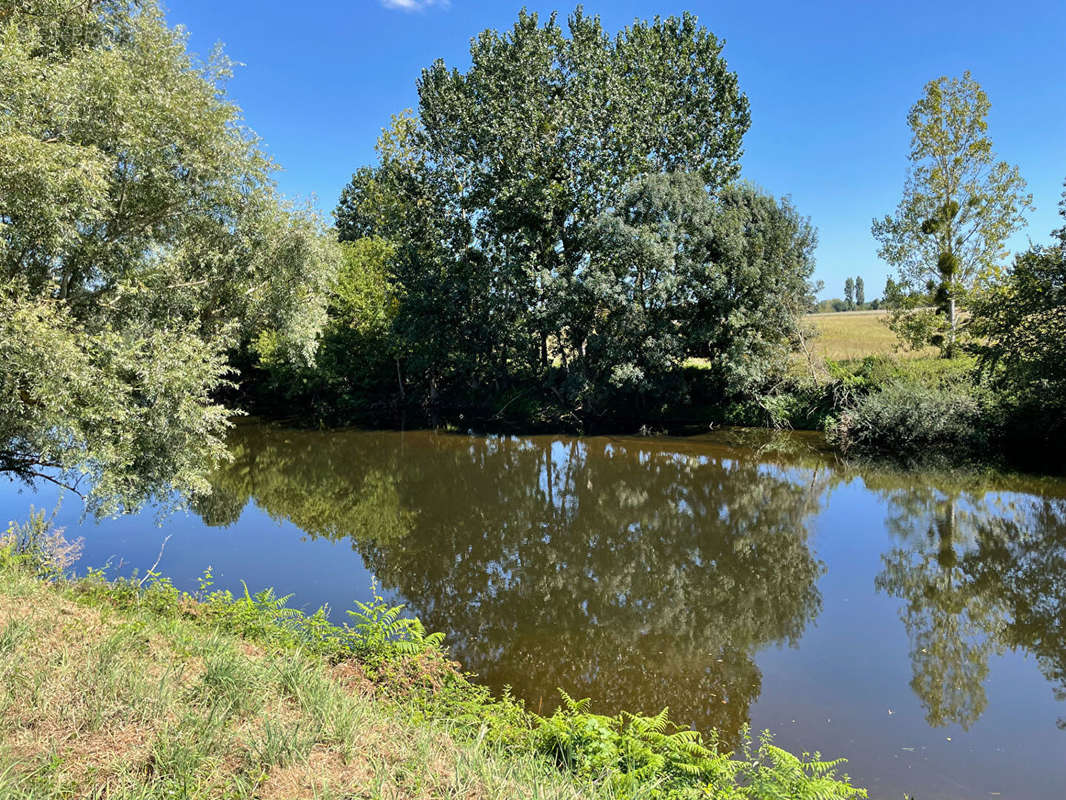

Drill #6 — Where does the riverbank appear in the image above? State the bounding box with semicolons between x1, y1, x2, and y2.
0;515;866;799
244;349;1066;476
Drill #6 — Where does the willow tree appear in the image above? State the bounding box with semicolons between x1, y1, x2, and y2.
0;1;338;513
872;72;1031;355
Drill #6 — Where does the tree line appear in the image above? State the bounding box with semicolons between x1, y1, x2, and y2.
815;275;883;312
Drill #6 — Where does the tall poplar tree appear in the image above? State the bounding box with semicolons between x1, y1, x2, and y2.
872;72;1031;354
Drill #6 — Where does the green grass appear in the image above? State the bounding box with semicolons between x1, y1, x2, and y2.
0;566;599;799
0;516;867;800
804;311;934;362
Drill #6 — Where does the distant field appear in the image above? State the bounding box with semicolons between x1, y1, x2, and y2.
685;310;928;373
804;310;930;362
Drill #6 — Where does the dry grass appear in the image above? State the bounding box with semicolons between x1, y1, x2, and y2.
0;570;591;800
803;310;934;362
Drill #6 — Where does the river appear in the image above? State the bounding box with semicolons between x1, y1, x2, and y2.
3;422;1064;799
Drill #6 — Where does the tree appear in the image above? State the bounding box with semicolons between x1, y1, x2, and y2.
882;276;903;308
250;237;402;420
0;1;338;513
806;279;825;312
336;10;779;418
855;276;865;307
969;178;1066;458
872;72;1031;355
876;493;1006;728
571;176;816;403
844;277;855;310
876;485;1066;731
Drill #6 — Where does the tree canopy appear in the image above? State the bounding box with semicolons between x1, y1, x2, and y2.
0;0;338;512
967;178;1066;458
332;10;816;422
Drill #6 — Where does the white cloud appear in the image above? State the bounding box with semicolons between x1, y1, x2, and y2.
380;0;449;11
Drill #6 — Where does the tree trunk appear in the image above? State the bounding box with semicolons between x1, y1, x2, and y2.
947;294;957;358
395;358;406;401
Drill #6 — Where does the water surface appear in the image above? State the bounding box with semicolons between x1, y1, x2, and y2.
3;423;1065;799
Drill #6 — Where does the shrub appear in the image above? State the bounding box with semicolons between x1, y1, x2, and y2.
826;381;992;465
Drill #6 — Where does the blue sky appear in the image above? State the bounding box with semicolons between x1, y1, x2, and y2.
167;0;1065;299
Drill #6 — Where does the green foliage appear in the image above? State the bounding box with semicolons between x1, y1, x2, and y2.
0;287;234;514
534;693;865;800
814;297;880;313
0;506;82;579
965;183;1066;466
826;380;991;465
333;239;399;339
0;543;874;800
872;72;1031;355
571;176;817;406
884;305;946;352
325;9;818;424
880;275;931;311
0;0;339;511
727;355;981;435
65;557;447;671
969;185;1066;408
346;580;446;664
0;505;869;799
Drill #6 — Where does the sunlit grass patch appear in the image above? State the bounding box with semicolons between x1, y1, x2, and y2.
0;569;605;799
805;310;935;362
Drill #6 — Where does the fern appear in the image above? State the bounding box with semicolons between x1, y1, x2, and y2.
533;694;866;800
6;539;865;800
345;578;445;663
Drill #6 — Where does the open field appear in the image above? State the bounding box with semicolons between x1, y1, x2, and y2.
804;310;933;362
689;310;928;377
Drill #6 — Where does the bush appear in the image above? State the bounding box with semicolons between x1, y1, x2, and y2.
724;377;840;430
826;381;992;465
836;354;976;392
0;506;83;579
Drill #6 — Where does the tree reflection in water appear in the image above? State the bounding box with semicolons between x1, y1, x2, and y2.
193;424;1066;744
194;425;829;745
873;482;1066;730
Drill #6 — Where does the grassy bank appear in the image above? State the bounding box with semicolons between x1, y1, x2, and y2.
0;514;867;800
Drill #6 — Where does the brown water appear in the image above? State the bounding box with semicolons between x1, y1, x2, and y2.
5;423;1066;799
